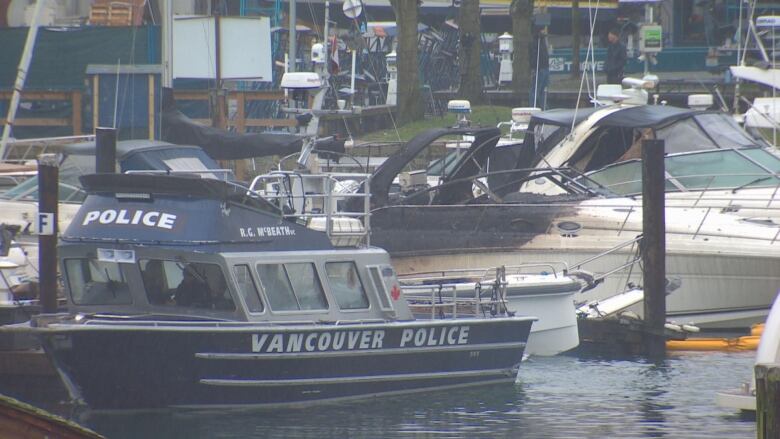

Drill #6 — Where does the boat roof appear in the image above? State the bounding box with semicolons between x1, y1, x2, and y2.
528;107;601;127
62;139;201;159
591;105;709;129
62;173;335;252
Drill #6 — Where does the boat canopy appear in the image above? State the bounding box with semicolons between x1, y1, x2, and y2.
564;106;767;173
160;88;345;161
1;140;227;203
528;107;601;127
62;173;334;253
592;105;702;128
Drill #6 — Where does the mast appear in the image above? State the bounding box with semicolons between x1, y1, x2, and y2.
0;0;47;159
161;0;173;88
289;0;297;72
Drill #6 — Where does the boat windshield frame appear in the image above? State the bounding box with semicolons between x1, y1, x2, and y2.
577;146;780;196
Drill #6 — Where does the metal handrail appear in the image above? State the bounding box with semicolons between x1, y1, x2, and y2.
399;262;569;285
402;283;507;319
249;171;373;246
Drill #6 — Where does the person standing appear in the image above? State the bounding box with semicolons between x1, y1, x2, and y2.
529;26;550;109
605;28;627;85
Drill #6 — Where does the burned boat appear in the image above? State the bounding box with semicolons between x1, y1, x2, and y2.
340;114;780;329
17;171;534;410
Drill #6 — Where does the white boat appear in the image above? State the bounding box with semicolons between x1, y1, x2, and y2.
715;292;780;412
345;97;780;329
399;263;583;356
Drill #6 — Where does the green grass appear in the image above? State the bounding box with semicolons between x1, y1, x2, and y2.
356;105;514;143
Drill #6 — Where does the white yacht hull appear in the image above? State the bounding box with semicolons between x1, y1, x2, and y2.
393;241;780;330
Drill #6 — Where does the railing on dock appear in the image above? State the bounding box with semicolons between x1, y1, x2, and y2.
249;171;372;247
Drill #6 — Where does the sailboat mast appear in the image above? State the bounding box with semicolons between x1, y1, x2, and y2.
212;2;226;130
289;0;297;72
161;0;173;88
0;0;47;159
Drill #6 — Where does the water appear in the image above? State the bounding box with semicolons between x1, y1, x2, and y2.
49;351;755;439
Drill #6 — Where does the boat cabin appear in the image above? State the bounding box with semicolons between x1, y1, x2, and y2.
59;173;413;323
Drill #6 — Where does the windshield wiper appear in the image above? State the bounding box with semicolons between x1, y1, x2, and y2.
732;176;772;193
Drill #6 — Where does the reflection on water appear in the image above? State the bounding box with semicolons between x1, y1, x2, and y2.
65;352;756;439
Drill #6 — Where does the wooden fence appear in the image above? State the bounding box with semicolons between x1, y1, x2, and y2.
1;89;397;138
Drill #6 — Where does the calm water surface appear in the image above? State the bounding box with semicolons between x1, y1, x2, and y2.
65;351;755;439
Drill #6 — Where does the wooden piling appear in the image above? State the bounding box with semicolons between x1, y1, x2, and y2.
37;154;59;314
641;139;666;357
95;127;116;174
756;363;780;439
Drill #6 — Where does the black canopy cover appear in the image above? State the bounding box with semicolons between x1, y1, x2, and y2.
159;87;344;160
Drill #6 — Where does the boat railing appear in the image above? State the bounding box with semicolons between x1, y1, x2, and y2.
566;234;644;292
401;282;510;320
249;171;373;246
398;262;570;286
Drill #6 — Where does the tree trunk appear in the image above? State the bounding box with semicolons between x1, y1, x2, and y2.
510;0;533;100
458;0;483;104
389;0;424;124
571;0;581;78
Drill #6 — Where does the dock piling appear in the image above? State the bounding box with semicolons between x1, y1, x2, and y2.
641;139;666;357
37;154;59;314
95;127;116;174
756;363;780;439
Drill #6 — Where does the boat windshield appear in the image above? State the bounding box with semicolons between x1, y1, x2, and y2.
324;261;370;310
64;258;132;305
139;259;235;310
579;147;780;195
256;262;328;312
427;149;467;177
1;154;90;203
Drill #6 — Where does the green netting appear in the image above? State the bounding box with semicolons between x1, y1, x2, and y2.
0;26;159;91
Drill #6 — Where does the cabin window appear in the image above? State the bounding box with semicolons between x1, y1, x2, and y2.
64;258;132;305
367;265;394;311
324;262;369;310
233;265;264;313
139;259;235;310
256;263;328;311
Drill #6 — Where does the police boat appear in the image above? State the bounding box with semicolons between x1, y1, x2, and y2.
20;171;535;410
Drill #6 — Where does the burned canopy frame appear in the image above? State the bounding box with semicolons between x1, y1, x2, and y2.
367;127;502;207
565;105;767;173
487;107;600;195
